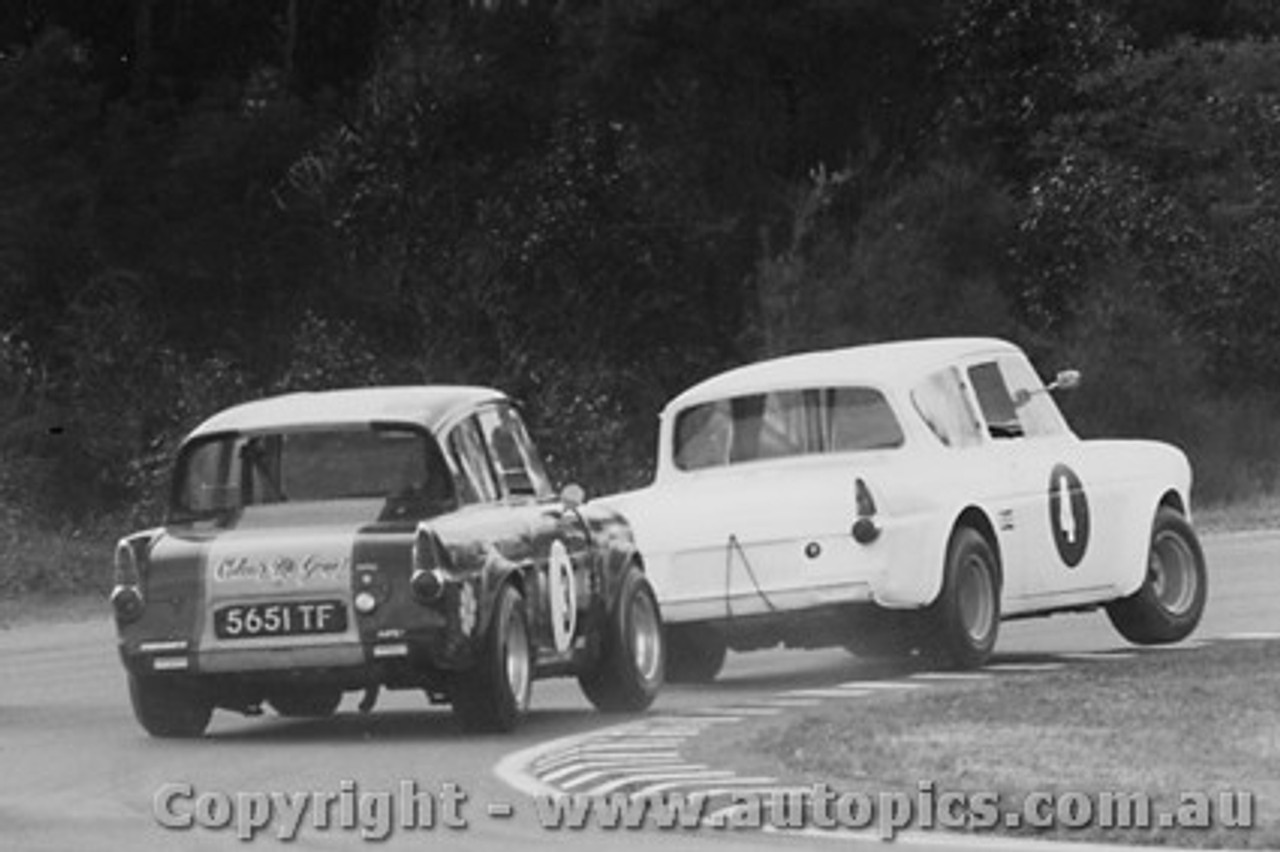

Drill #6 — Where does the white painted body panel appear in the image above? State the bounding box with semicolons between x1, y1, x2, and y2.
596;338;1195;631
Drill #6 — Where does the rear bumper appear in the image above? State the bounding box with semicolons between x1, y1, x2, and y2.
196;642;367;672
118;625;470;686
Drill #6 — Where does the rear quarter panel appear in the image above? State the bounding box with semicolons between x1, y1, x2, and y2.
597;448;972;619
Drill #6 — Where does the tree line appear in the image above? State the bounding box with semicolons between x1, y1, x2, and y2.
3;0;1280;530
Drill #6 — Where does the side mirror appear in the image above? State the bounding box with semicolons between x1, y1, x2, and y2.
1047;369;1081;393
560;483;585;509
1013;369;1082;409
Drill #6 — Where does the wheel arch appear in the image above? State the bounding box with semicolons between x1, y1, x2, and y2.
951;506;1004;595
472;561;529;646
1111;488;1192;599
600;545;648;616
503;563;529;597
576;501;648;616
1159;488;1187;517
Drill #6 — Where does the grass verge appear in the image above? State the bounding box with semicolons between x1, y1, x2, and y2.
686;641;1280;848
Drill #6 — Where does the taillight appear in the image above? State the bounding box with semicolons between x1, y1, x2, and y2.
111;541;146;624
851;477;881;545
410;529;448;604
113;541;139;586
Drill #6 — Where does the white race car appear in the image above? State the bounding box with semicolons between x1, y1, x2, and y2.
600;337;1206;679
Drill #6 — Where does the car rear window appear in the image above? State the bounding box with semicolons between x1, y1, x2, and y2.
673;386;902;471
171;426;451;521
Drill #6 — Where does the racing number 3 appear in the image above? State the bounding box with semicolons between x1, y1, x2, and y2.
547;540;577;652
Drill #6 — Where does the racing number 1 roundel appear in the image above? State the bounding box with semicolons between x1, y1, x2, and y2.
1048;463;1090;568
547;540;577;653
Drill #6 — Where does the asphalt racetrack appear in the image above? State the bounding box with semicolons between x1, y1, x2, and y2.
1;530;1274;852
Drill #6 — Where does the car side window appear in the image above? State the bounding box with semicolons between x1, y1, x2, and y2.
967;361;1024;439
175;435;240;514
997;354;1070;439
827;387;904;451
675;399;733;470
447;417;499;504
754;390;809;459
499;409;554;499
477;406;553;500
911;368;983;448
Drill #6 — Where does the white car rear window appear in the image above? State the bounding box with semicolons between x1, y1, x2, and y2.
673;387;903;471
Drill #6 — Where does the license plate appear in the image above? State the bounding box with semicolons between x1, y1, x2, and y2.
213;600;348;639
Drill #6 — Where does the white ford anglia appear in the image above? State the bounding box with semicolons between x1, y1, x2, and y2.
600;337;1206;680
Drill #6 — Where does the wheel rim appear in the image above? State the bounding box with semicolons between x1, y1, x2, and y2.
1149;529;1197;615
958;554;996;644
504;611;531;711
629;592;662;683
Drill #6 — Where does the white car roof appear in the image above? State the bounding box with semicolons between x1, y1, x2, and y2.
664;337;1020;413
187;385;505;439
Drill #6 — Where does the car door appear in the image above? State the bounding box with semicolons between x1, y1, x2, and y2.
961;354;1117;608
473;405;592;657
953;357;1046;607
698;388;848;614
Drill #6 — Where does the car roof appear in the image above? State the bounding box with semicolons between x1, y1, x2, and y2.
664;337;1021;413
187;385;506;439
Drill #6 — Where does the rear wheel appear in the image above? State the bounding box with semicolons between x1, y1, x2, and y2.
1106;507;1206;644
924;526;1000;669
128;673;213;738
664;624;727;684
578;566;664;712
451;584;532;733
268;688;343;718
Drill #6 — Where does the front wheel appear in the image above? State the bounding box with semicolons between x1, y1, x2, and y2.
128;673;213;738
1106;507;1206;644
451;583;532;733
579;566;664;713
924;526;1000;669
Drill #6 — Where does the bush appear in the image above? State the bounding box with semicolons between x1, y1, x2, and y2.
1050;262;1280;504
0;513;114;598
752;162;1021;354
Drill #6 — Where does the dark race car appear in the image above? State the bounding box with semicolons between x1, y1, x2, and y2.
111;386;664;737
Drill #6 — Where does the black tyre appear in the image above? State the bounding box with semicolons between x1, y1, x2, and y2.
268;688;344;718
1106;507;1206;644
924;526;1000;669
664;623;727;684
451;583;532;733
128;673;213;739
578;566;664;713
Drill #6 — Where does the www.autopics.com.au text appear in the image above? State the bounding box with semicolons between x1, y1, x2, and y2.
152;780;1255;841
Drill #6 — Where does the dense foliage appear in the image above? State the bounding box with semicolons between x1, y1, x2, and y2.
4;0;1280;557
